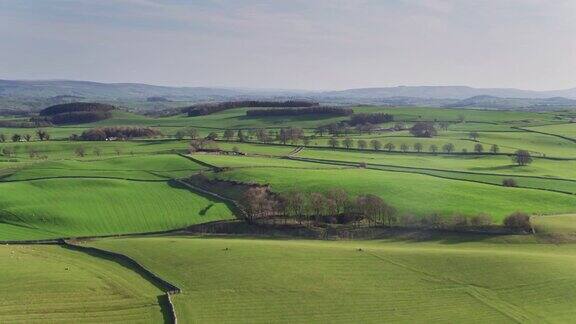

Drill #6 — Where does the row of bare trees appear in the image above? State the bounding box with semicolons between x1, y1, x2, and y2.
241;187;396;225
240;186;532;233
0;129;50;143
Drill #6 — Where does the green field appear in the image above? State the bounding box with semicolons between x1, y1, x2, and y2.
0;244;164;322
87;236;576;323
202;161;576;220
2;105;576;322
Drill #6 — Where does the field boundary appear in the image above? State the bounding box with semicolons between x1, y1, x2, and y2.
287;156;576;196
174;178;248;221
61;239;181;324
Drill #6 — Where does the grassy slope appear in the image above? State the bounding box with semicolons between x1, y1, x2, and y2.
527;123;576;139
0;244;164;323
297;148;576;179
204;161;576;220
2;154;204;181
0;178;234;241
89;236;576;323
532;214;576;236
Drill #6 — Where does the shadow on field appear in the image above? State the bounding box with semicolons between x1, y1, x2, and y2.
184;220;519;245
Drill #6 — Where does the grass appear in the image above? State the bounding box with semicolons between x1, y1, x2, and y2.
0;178;234;241
532;214;576;236
0;244;164;322
297;148;576;180
88;236;576;323
2;154;205;181
527;123;576;140
207;164;576;220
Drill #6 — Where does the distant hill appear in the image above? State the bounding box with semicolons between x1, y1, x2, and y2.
1;79;575;111
320;85;576;100
446;95;576;109
0;79;308;100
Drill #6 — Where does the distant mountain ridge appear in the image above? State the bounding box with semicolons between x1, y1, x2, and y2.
321;85;576;100
1;79;575;110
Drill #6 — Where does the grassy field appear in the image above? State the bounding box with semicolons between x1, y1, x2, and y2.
0;244;165;322
533;214;576;236
1;105;576;322
204;162;576;220
1;154;205;181
88;235;576;323
0;178;234;241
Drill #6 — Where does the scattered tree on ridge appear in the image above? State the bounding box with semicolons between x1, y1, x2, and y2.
512;150;533;166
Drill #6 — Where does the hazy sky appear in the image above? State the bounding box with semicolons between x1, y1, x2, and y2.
0;0;575;90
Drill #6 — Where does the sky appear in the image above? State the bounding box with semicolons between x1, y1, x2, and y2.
0;0;575;90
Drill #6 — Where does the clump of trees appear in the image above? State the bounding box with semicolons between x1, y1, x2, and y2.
410;122;437;138
512;150;533;166
240;187;396;226
80;126;161;141
188;138;218;152
348;113;393;126
39;102;115;125
184;100;318;116
246;106;353;117
503;211;532;233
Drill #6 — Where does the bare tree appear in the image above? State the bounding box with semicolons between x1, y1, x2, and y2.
75;146;86;157
223;129;235;141
414;142;423;152
400;143;409;152
469;132;480;141
370;139;382;151
429;144;438;153
442;143;455;153
384;142;395;152
473;143;484;154
342;137;353;149
490;144;500;154
328;137;340;148
357;139;367;150
512;150;533;166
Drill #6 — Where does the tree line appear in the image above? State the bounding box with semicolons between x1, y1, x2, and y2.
184;100;318;116
0;129;50;143
39;102;115;125
246;106;353;117
239;186;533;233
348;113;393;125
77;126;161;141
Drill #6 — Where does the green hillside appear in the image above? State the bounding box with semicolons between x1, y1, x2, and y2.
88;236;576;323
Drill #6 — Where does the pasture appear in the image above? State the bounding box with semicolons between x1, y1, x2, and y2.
88;235;576;323
0;244;164;322
1;104;576;323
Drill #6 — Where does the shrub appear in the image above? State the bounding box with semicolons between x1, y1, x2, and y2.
503;212;532;233
502;178;518;187
470;214;492;226
410;122;437;138
398;214;418;227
